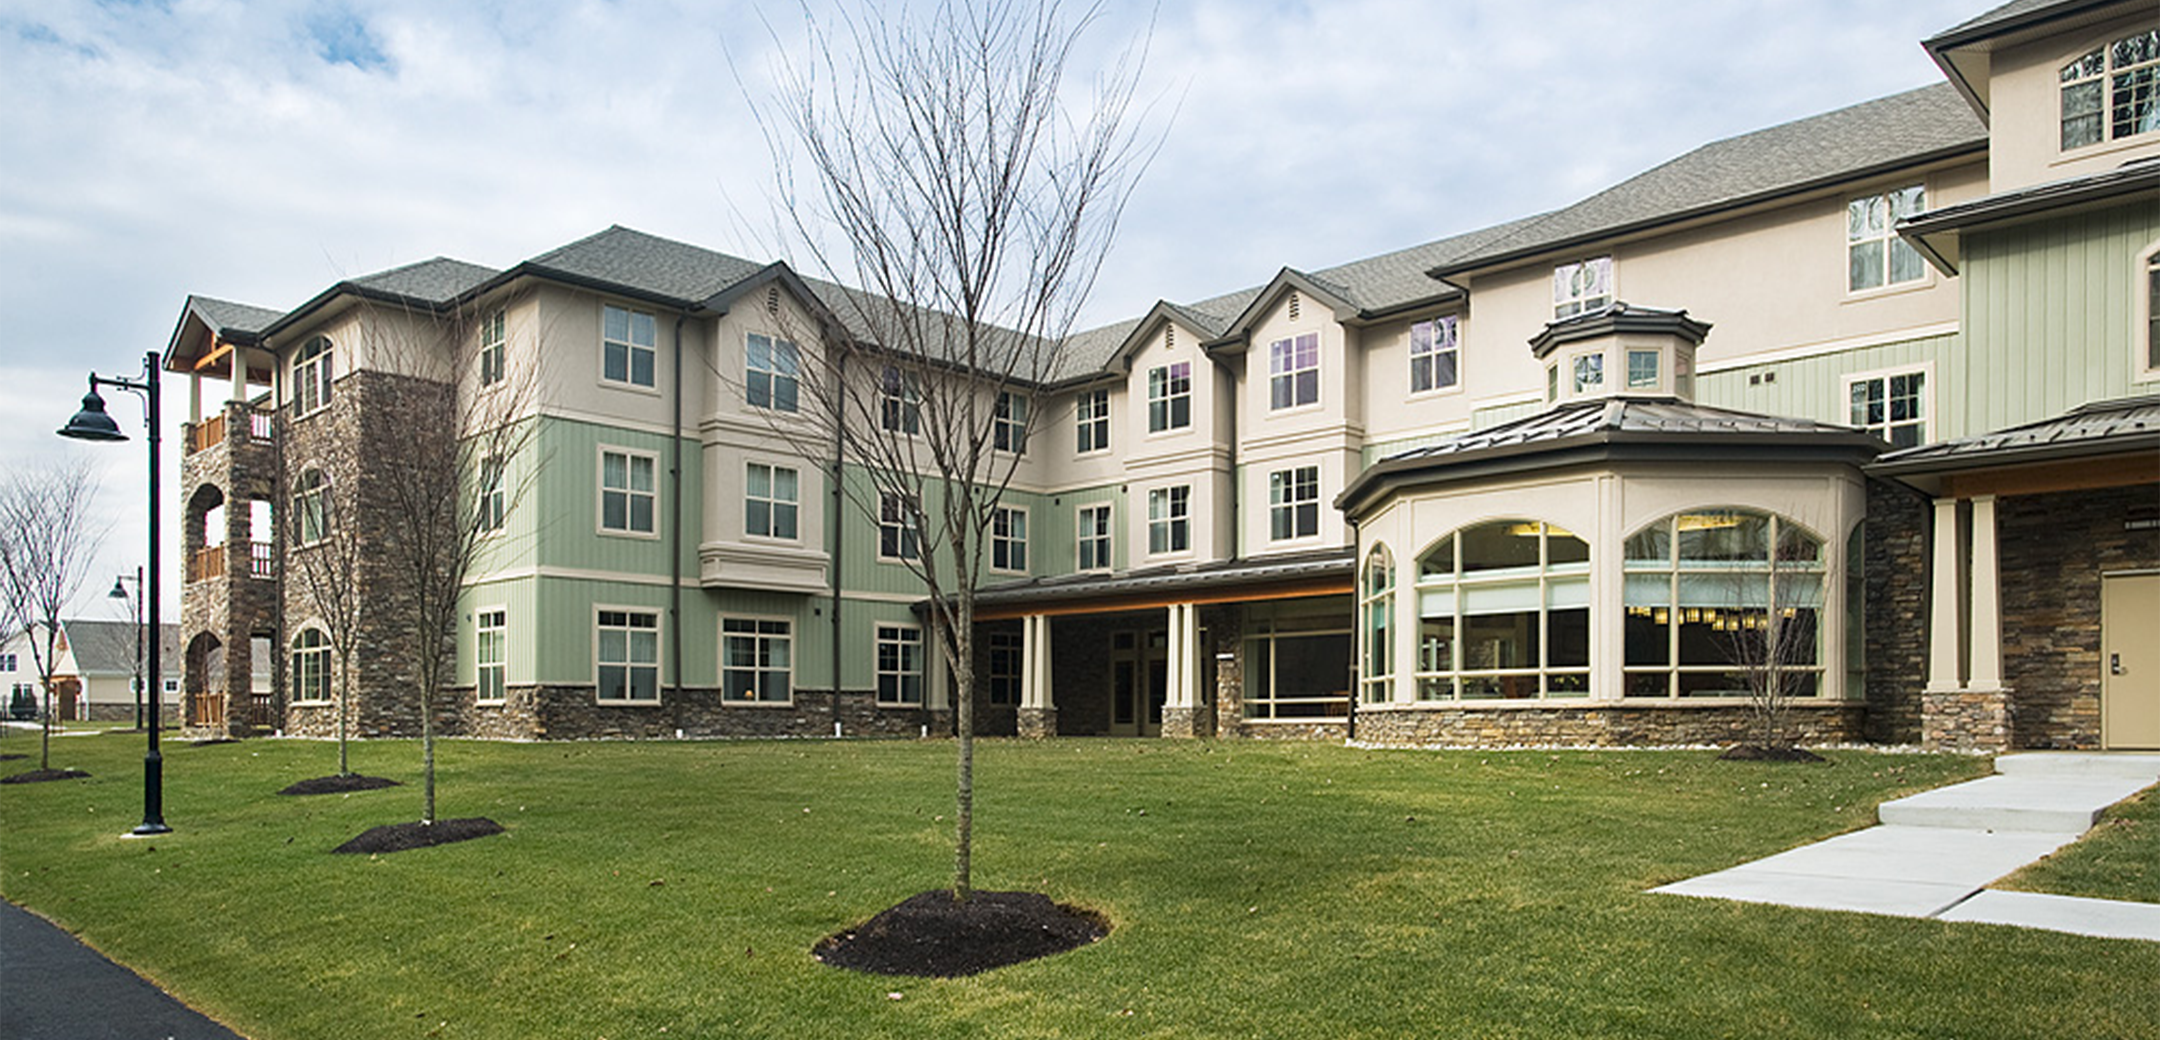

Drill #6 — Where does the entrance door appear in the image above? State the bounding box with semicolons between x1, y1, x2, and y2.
2102;574;2160;749
1108;631;1165;736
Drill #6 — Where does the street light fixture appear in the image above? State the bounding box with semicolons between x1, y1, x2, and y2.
59;351;170;837
109;570;144;730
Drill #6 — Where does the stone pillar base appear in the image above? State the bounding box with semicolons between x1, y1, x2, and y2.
1160;706;1199;739
925;709;955;737
1015;707;1057;739
1922;683;2012;752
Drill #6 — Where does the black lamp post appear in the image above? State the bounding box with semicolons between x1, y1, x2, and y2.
109;569;144;730
60;351;170;836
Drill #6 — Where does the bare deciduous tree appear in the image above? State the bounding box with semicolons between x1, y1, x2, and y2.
752;0;1156;901
1716;565;1821;755
0;461;105;771
286;447;366;777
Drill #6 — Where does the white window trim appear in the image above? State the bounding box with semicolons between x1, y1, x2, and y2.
478;455;507;536
293;335;333;418
1844;181;1934;300
294;467;329;546
1569;352;1605;396
721;614;795;706
990;504;1029;574
474;605;508;705
1075;388;1112;455
478;309;508;390
2137;235;2160;383
1408;315;1463;398
875;622;925;706
1266;332;1322;413
879;367;922;436
745;331;801;413
1552;256;1614;319
597;445;661;540
994;391;1030;456
877;491;921;562
1076;503;1114;573
1842;363;1936;448
2057;26;2160;156
1146;484;1193;559
1267;465;1323;544
593;605;663;706
289;624;333;705
1145;362;1193;435
743;458;802;544
599;302;661;395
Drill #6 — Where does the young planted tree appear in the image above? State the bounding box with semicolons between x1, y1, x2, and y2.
1716;559;1824;760
0;461;104;774
756;0;1155;901
285;445;368;779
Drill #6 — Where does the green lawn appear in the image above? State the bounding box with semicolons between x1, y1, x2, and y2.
3;733;2155;1039
2002;784;2159;904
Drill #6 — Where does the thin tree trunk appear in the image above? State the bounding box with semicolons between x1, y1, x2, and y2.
952;593;976;903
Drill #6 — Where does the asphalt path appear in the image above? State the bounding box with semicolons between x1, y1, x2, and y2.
1;900;245;1040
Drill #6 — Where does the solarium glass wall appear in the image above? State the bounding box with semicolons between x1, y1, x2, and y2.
1413;520;1591;700
1622;509;1824;699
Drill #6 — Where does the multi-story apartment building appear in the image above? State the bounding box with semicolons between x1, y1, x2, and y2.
166;0;2157;751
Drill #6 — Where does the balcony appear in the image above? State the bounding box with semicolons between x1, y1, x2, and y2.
186;542;274;583
185;404;275;457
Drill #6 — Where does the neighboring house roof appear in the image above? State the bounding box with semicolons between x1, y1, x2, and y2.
58;621;181;678
1428;84;1988;280
1869;393;2160;482
1898;157;2160;274
971;547;1356;619
1338;397;1886;514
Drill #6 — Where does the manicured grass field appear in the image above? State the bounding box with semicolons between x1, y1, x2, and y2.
2003;784;2159;905
3;730;2156;1039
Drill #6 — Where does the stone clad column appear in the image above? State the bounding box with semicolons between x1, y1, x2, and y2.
1015;614;1057;739
1921;495;2010;752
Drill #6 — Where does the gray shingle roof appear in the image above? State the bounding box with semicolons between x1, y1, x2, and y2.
1430;84;1987;278
1928;0;2101;46
349;258;500;304
186;295;284;337
60;620;180;677
522;226;766;305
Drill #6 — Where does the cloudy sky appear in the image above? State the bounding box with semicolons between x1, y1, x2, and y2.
1;0;1989;618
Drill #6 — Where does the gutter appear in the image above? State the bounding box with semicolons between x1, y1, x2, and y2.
830;352;847;736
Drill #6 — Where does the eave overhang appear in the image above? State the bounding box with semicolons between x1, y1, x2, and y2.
968;548;1356;621
1897;159;2160;275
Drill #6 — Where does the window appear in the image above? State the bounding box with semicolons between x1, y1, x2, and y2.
2144;245;2160;375
293;335;333;416
1243;615;1352;720
0;653;14;672
1147;485;1190;555
1546;365;1559;403
476;609;505;703
294;468;328;544
878;366;921;434
994;392;1029;454
1268;333;1320;410
1553;257;1612;319
1076;503;1113;571
2062;28;2160;150
597;610;659;702
1847;185;1927;292
991;506;1027;572
876;624;923;705
1622;510;1826;700
1847;370;1927;448
746;333;799;412
722;618;791;702
1361;546;1395;705
879;492;920;560
479;310;507;387
1076;389;1110;453
602;304;657;388
745;462;799;540
1413;521;1591;700
600;448;657;535
1146;362;1191;432
1571;354;1604;395
1627;349;1661;390
478;456;505;533
988;631;1023;706
291;628;330;703
1269;466;1320;541
1410;316;1459;393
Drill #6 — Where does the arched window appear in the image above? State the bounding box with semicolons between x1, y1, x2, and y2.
1622;509;1825;698
1414;520;1590;700
1361;545;1395;704
291;628;330;703
294;468;327;544
294;335;333;416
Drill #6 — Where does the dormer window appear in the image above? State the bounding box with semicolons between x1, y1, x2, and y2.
2062;28;2160;150
1553;257;1613;319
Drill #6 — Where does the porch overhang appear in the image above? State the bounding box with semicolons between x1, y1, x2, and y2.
970;548;1356;621
1868;393;2160;497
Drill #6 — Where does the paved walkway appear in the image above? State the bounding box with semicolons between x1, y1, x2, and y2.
1655;752;2160;942
0;900;246;1040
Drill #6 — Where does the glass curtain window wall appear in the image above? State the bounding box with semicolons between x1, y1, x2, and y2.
1552;258;1612;319
745;463;799;540
294;336;333;416
1413;521;1591;700
601;450;657;534
1622;509;1826;699
596;610;659;702
746;333;800;412
1147;362;1192;432
2062;28;2160;149
291;628;330;702
1848;186;1926;292
876;625;924;705
602;305;658;388
479;310;507;387
1269;333;1320;410
1076;504;1113;571
1148;486;1191;554
722;619;791;702
1269;466;1320;541
1076;389;1110;453
476;609;506;702
1410;316;1459;393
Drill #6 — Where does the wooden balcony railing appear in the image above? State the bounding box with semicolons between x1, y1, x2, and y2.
187;545;227;583
249;541;274;579
183;406;275;456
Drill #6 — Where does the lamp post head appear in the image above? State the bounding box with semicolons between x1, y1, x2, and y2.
58;386;127;442
109;577;129;600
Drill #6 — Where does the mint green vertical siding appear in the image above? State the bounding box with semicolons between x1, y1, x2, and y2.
531;418;702;579
1037;484;1125;574
1472;400;1544;431
1694;333;1955;427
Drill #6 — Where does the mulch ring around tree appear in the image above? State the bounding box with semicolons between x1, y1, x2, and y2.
332;817;504;855
1720;745;1829;763
1;768;91;784
279;774;402;796
0;753;27;761
814;890;1109;977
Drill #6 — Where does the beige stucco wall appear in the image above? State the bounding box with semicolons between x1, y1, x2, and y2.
1985;9;2160;195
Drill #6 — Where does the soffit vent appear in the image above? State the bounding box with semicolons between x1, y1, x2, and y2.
766;285;780;315
1289;291;1301;321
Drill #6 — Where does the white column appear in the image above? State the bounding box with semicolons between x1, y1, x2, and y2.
926;619;950;712
1166;604;1201;709
1021;614;1052;710
1969;495;2006;691
1925;497;1964;692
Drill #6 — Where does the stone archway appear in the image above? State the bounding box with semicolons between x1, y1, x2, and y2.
184;631;226;730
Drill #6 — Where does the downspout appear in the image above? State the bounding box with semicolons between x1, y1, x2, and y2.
830;351;846;736
671;311;687;714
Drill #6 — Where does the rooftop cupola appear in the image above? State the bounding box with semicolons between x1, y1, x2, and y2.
1529;302;1710;406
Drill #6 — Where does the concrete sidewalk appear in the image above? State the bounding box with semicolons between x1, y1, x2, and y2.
1654;752;2160;941
0;900;246;1040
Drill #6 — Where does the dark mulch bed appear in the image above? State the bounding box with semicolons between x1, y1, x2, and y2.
279;774;402;796
190;737;239;748
1;768;91;784
0;753;26;761
332;817;504;855
814;890;1108;977
1720;744;1828;763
